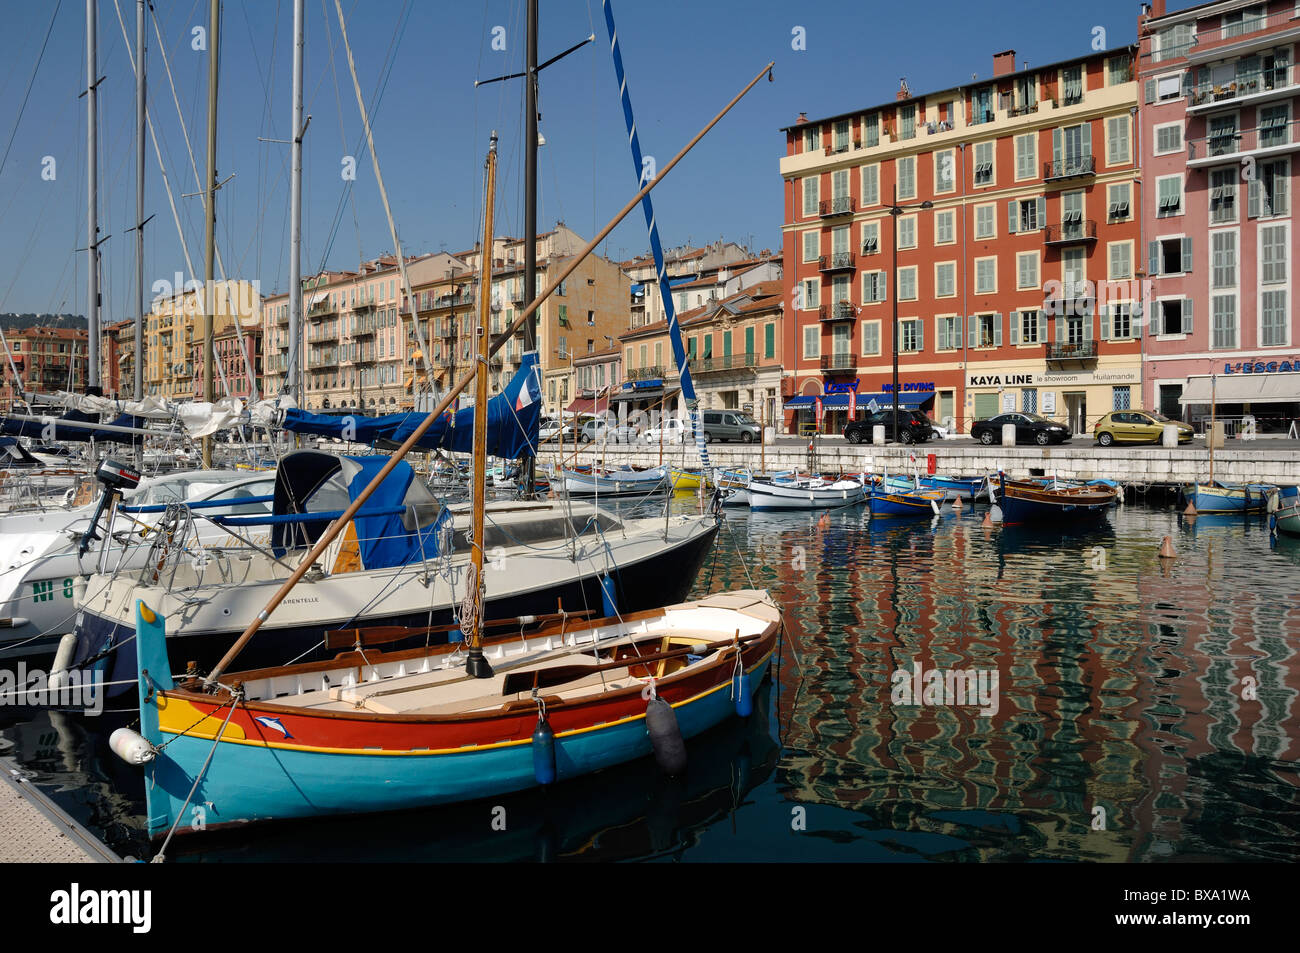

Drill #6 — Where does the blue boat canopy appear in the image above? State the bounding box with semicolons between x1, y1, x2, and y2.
281;352;542;460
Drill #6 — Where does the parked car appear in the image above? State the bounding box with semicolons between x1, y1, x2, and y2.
580;419;640;444
644;417;692;444
970;412;1071;446
843;409;934;445
700;410;761;443
538;418;574;443
1093;410;1193;446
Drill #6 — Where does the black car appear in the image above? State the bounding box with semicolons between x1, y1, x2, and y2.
843;409;934;445
969;412;1072;446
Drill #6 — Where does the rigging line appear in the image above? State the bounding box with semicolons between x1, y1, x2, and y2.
0;0;63;181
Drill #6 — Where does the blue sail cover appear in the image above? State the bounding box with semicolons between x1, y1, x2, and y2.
0;410;144;444
345;455;449;571
279;353;542;461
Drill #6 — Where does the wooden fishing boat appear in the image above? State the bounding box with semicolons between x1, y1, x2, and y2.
669;467;705;492
868;486;945;517
1270;485;1300;537
123;589;779;837
561;465;669;496
917;474;985;500
1182;481;1275;513
995;472;1118;525
747;476;866;511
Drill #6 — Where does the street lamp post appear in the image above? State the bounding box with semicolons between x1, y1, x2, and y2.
886;184;932;443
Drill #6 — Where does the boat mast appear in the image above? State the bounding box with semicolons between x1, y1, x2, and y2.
287;0;304;408
1209;372;1216;485
201;0;219;469
134;0;146;402
86;0;100;395
466;133;499;680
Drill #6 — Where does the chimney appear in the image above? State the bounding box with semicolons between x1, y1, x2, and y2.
1149;0;1166;16
896;77;911;101
993;49;1017;77
795;112;807;124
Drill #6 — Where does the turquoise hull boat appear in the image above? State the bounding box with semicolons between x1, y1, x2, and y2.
1184;481;1276;513
1271;486;1300;537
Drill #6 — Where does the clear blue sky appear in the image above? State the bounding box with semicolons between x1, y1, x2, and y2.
0;0;1148;321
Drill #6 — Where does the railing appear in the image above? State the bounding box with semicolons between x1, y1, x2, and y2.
1046;339;1097;361
819;302;857;322
1061;88;1084;106
1044;219;1098;244
1007;102;1038;118
820;353;857;372
823;142;851;156
307;301;335;318
819;196;855;217
1145;38;1197;63
695;352;759;373
1187;119;1299;160
1044;155;1096;180
818;251;856;272
1188;66;1294;107
628;365;665;381
307;350;339;368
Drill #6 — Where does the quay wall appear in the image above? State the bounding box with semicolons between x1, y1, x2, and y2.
543;442;1300;486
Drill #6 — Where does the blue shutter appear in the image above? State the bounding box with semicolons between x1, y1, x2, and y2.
1183;299;1193;335
993;312;1003;347
1182;237;1193;273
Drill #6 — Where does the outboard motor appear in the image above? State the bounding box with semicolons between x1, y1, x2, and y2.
77;458;142;557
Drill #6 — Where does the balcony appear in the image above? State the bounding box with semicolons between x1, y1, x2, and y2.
1046;339;1097;362
1182;8;1300;66
818;196;855;218
1043;155;1096;182
1007;102;1039;118
695;352;759;373
1044;219;1098;246
307;350;339;369
1187;68;1298;114
819;302;857;323
818;252;856;273
820;353;857;373
1187;119;1300;167
627;365;665;381
307;299;336;319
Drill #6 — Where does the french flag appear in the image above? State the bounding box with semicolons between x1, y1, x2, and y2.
515;373;539;412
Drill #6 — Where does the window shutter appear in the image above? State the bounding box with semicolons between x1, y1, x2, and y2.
1052;127;1062;167
1036;196;1046;229
1183;299;1193;335
1057;313;1066;342
1248;177;1260;218
1010;312;1020;345
1144;79;1156;103
968;315;977;349
1008;201;1018;233
993;312;1003;347
880;273;887;302
916;320;924;352
1181;237;1193;273
1081;122;1092;161
1147;302;1158;336
1100;306;1111;341
1038;309;1047;343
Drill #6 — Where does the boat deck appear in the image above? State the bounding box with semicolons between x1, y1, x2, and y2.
0;757;122;863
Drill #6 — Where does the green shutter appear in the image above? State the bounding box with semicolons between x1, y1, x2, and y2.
1100;306;1110;341
745;326;755;360
764;323;775;358
993;312;1003;347
1183;299;1193;335
1182;237;1193;273
1036;196;1046;230
1009;311;1020;345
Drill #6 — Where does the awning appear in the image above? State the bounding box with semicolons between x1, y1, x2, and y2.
1180;373;1300;404
566;393;612;415
783;391;935;411
612;386;678;404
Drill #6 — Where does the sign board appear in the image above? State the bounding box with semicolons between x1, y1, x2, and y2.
1042;391;1057;414
1224;360;1299;374
967;368;1141;387
1001;392;1016;412
867;398;880;413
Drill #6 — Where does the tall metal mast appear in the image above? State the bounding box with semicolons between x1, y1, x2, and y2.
202;0;219;468
86;0;100;393
134;0;146;401
287;0;304;406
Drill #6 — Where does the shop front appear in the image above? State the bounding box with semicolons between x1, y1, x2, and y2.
1178;359;1300;435
783;376;942;435
965;365;1142;435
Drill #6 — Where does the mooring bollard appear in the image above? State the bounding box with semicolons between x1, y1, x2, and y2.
1002;423;1016;447
1162;424;1179;448
873;425;886;446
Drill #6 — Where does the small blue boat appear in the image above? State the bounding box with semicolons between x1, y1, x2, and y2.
868;487;945;517
1270;486;1300;538
1183;481;1276;513
995;473;1118;525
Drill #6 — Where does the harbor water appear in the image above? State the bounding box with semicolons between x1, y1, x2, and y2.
2;494;1298;862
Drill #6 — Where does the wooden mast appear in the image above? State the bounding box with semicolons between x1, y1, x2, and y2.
1209;371;1216;486
465;133;498;679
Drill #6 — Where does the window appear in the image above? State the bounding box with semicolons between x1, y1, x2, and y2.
1224;5;1265;38
1108;242;1132;280
764;323;775;359
1208;114;1238;157
861;164;880;206
1107;183;1132;221
1212;294;1237;348
1250;159;1289;217
1211;230;1236;288
864;113;879;147
898;215;917;249
1018;309;1042;344
862;221;880;255
1106;116;1130;164
1155;24;1193;63
1062;65;1084;105
1063;248;1086;297
898;266;918;301
802;177;819;217
1017;252;1039;290
1155;74;1181;101
972;85;994;125
1261;289;1288;346
974;313;1001;347
1015;134;1036;180
936;315;960;350
1108;303;1133;340
801;279;820;310
975;258;996;294
975;204;995;239
900;104;916;141
900;318;921;352
862;271;886;303
1159;298;1189;335
1210;167;1237;223
897;156;916;199
1152;236;1191;276
936;262;956;297
1157;175;1182;217
1261;224;1287;284
1112;386;1131;411
1154;123;1183;155
935;150;955;192
1260;104;1289;148
1011;197;1043;232
974;141;993;185
834;119;850;152
802;231;820;263
1108;53;1132;85
803;325;820;358
862;320;880;356
803;126;818;153
935;210;955;244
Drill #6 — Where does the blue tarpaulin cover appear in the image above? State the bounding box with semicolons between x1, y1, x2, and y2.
0;410;145;443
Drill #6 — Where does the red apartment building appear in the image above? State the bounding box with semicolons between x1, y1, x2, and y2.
781;47;1143;435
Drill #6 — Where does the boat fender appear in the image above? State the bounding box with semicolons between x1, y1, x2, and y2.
645;696;687;776
532;713;557;786
109;727;157;766
48;633;79;686
599;573;619;618
733;669;753;718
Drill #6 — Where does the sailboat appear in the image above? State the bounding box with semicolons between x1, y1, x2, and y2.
115;127;778;843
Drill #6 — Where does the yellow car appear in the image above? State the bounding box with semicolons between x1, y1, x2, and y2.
1093;410;1193;446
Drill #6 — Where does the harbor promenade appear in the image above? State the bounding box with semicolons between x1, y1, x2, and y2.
0;757;122;863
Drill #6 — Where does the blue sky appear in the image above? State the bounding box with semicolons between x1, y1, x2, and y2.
0;0;1148;321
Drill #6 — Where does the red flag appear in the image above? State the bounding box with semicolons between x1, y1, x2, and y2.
848;389;857;420
814;396;824;426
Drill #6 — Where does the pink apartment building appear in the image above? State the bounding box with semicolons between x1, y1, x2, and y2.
1139;0;1300;433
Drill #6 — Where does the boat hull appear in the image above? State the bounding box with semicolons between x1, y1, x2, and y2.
868;489;944;517
748;480;866;511
1184;482;1274;513
1271;486;1300;537
996;475;1117;525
